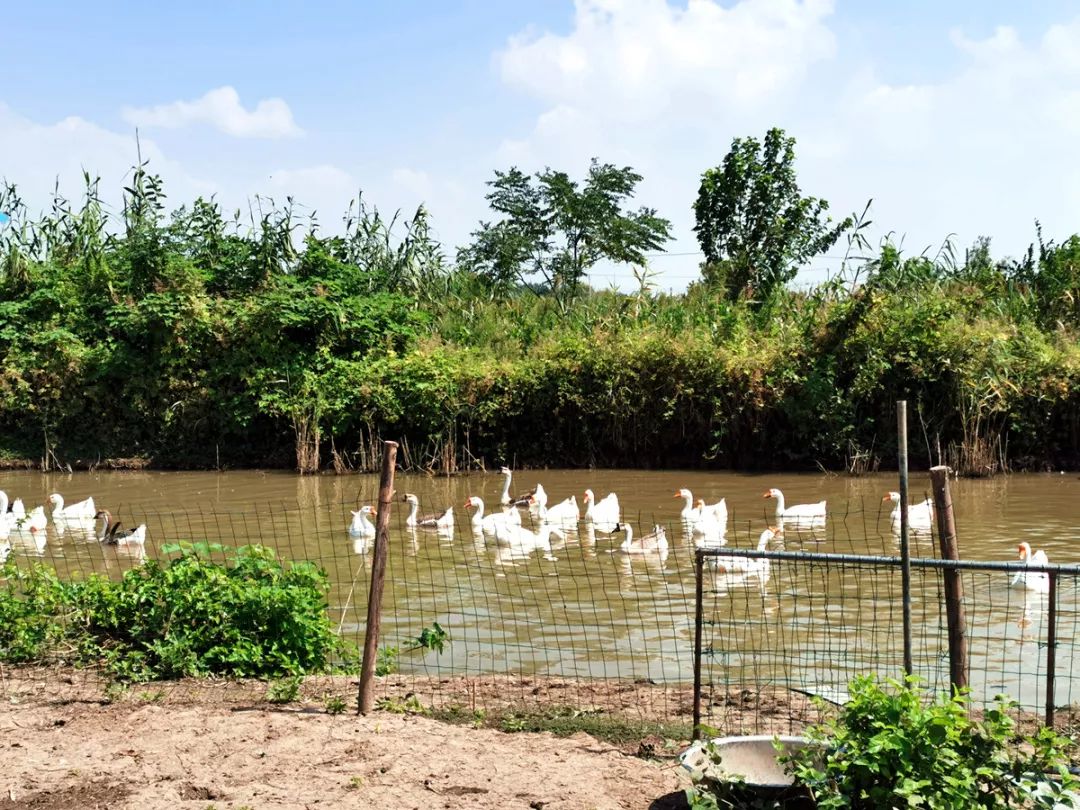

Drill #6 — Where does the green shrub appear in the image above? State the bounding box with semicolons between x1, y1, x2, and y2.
781;675;1078;809
0;545;344;682
0;562;68;662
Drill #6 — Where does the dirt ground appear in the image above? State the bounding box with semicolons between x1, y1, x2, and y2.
1;682;692;810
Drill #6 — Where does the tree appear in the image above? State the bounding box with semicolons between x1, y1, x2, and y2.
459;159;671;299
693;127;850;300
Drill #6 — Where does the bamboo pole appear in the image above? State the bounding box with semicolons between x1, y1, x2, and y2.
358;440;398;715
930;465;967;692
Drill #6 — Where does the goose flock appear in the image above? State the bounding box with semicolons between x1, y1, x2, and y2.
0;489;147;562
343;469;1058;594
0;474;1055;599
346;469;832;572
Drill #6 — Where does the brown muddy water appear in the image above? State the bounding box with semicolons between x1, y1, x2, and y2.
1;469;1077;712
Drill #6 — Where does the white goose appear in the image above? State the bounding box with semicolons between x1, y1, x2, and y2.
615;522;668;555
9;505;47;554
534;494;579;527
708;528;775;576
464;496;520;535
763;488;826;531
675;488;698;522
491;522;562;561
692;499;728;548
12;505;47;535
498;467;514;506
403;494;454;530
349;505;376;539
675;489;728;528
1011;542;1050;593
583;489;620;534
0;490;13;539
48;492;96;522
883;492;934;535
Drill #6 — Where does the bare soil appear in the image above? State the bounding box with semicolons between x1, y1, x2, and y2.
1;677;695;810
2;665;708;810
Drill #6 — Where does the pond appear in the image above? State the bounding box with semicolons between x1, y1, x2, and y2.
2;468;1077;712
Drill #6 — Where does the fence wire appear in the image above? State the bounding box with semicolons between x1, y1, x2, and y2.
697;543;1080;734
3;493;1074;737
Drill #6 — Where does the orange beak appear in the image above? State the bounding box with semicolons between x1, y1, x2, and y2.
672;492;682;498
762;492;772;499
463;500;471;508
881;494;891;502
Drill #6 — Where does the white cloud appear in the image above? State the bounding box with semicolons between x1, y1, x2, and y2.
820;18;1080;263
391;168;433;200
123;86;302;139
492;3;1080;288
0;102;214;217
499;0;837;120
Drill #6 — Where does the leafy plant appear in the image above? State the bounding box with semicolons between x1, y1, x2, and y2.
782;675;1078;809
267;674;303;704
411;622;448;654
0;546;344;682
324;694;348;715
375;695;426;714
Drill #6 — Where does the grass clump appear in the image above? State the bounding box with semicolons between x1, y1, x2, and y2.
431;703;691;750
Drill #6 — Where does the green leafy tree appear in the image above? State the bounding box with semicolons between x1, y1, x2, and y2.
693;127;850;300
459;159;671;299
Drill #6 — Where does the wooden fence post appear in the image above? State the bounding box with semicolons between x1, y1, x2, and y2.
358;440;398;715
929;465;967;692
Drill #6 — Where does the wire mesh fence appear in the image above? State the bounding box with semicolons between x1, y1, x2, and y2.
2;489;1074;738
695;544;1080;736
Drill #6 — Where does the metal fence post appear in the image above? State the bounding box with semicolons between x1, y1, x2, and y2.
930;465;968;692
1046;572;1058;727
358;440;398;715
897;400;913;676
692;549;704;740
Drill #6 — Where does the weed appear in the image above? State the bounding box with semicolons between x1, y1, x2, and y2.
429;704;691;748
346;776;364;790
267;674;303;704
325;694;348;715
375;695;427;715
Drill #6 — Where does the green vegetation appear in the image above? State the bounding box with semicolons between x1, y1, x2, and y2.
428;703;692;749
694;126;850;301
1;134;1079;473
0;545;344;681
375;621;449;676
686;676;1079;809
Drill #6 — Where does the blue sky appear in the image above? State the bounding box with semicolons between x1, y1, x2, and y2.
3;1;1080;289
